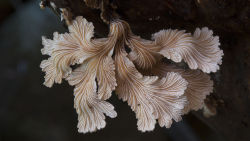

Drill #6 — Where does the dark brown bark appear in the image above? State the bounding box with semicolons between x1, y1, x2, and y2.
40;0;250;141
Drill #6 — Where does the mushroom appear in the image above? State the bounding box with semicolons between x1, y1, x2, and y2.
40;16;223;133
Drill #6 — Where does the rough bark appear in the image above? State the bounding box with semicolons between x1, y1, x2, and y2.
40;0;250;141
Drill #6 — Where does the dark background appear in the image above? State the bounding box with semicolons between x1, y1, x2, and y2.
0;0;249;141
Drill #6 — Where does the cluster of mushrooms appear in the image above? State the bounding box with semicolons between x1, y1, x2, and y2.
40;16;223;133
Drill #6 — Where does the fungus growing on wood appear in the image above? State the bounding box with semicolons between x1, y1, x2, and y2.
40;16;223;133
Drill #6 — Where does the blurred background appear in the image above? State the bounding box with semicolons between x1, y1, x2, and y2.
0;0;227;141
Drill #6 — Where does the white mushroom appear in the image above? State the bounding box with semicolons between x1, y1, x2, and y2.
40;16;223;133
